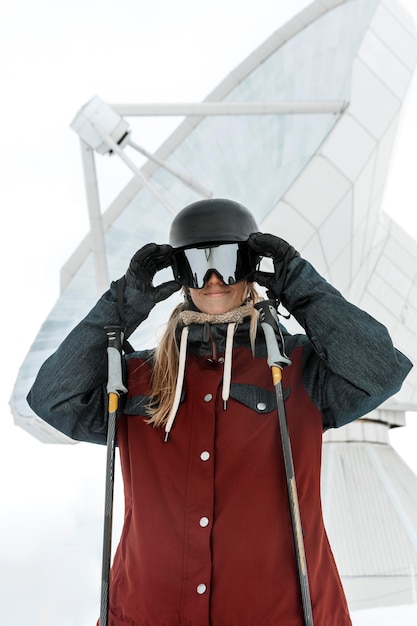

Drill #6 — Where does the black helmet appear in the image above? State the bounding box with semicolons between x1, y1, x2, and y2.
169;198;259;248
169;198;260;288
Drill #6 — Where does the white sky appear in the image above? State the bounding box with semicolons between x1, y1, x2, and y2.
1;0;417;624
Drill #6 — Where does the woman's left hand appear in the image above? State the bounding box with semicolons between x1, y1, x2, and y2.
247;232;299;299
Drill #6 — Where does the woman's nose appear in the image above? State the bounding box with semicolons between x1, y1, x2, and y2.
205;271;224;285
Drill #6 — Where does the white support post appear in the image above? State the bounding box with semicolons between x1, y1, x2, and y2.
80;139;109;294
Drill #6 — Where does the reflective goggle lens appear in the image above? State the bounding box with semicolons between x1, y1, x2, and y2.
172;242;258;288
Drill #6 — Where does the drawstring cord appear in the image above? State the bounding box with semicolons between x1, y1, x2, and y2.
164;322;236;440
164;326;189;442
222;323;236;410
164;304;254;440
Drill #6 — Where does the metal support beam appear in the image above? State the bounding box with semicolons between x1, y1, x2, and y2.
112;100;348;117
127;138;212;198
94;124;177;215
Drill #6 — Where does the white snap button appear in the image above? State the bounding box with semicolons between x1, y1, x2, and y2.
204;393;213;402
197;583;207;595
200;451;210;461
218;357;224;363
199;516;209;527
257;402;267;411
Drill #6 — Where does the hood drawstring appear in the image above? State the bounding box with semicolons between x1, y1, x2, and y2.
164;326;189;442
164;304;254;441
222;322;236;410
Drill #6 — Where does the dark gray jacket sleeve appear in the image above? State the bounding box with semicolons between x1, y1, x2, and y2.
281;257;412;430
27;282;155;444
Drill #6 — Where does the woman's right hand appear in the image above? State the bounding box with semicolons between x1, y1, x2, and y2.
125;243;181;303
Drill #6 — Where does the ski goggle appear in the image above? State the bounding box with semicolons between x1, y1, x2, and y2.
171;242;259;289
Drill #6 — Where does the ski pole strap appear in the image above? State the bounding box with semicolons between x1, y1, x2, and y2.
105;326;128;404
115;277;135;354
254;300;291;369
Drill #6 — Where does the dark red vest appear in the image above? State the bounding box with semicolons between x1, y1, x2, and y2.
109;346;351;625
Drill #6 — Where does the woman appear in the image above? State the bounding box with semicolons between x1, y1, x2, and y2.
28;198;412;625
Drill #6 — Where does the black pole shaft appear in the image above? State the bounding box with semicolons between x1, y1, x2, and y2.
100;406;117;626
255;301;314;626
100;326;127;626
273;367;314;626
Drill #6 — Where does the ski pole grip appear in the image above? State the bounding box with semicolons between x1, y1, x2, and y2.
105;326;128;396
255;300;291;369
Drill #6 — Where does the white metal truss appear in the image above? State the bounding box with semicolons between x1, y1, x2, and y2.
71;96;348;294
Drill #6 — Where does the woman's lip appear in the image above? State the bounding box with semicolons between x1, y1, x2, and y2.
203;290;230;297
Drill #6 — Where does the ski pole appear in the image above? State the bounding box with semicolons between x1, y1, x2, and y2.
255;300;314;626
100;326;128;626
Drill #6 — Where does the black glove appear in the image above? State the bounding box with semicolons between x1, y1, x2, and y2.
248;232;299;301
125;243;181;303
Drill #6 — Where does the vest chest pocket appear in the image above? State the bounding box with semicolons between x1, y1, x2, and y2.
124;388;187;418
229;382;290;414
124;394;151;417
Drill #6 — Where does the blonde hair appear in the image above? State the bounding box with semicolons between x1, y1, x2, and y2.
146;284;260;428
